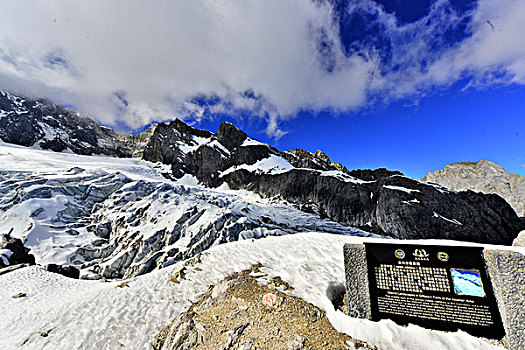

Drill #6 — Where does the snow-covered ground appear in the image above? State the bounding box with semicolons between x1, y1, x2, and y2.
0;141;171;181
1;233;519;350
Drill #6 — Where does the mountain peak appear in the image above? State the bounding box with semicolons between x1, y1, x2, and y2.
216;121;248;151
422;160;525;216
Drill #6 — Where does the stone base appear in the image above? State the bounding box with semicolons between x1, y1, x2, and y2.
343;244;371;320
483;249;525;350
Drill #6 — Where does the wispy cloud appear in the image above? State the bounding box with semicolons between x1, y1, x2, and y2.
0;0;523;137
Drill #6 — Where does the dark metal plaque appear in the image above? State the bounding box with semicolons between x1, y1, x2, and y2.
364;242;505;339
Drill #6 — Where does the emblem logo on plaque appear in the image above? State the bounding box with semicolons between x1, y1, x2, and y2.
413;248;429;260
437;251;449;262
394;249;405;259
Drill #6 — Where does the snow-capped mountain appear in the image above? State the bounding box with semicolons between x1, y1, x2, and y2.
0;91;150;157
422;160;525;217
1;90;524;280
142;118;523;245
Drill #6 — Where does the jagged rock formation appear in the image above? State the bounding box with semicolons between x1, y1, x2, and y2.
142;120;212;166
143;120;524;245
421;160;525;217
283;148;348;172
0;232;35;268
223;169;522;244
0;91;148;157
45;263;80;279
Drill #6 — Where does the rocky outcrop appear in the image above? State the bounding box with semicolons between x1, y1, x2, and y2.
221;169;523;245
142;119;213;169
153;264;373;350
421;160;525;217
283;148;348;173
45;264;80;279
0;91;149;157
0;232;35;268
143;120;282;186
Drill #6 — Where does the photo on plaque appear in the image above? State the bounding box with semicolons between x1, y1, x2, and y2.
450;268;485;297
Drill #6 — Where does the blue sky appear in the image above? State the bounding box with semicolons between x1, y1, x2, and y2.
194;81;525;178
0;0;524;177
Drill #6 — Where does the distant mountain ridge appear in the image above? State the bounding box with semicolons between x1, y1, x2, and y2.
421;160;525;217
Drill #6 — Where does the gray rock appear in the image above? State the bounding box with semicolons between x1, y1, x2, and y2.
224;168;523;244
422;160;525;217
142;119;213;177
343;244;372;319
0;232;35;268
0;91;151;158
283;148;348;173
215;122;247;151
484;249;525;350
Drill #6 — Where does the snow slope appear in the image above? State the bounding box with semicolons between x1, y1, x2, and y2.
0;233;515;350
0;142;375;279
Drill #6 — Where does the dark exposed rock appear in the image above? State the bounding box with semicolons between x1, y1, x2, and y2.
0;91;149;157
215;122;247;151
143;119;280;186
142;119;213;172
348;168;403;181
283;148;348;173
45;263;80;279
139;118;525;245
221;169;524;245
0;232;36;268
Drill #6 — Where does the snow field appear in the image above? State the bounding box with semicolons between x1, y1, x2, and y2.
0;233;508;350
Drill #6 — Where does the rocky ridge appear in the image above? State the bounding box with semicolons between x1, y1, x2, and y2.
143;120;524;245
0;91;150;157
421;160;525;217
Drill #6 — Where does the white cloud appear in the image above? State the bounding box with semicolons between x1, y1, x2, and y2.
0;0;524;137
371;0;525;98
0;0;371;136
430;0;525;85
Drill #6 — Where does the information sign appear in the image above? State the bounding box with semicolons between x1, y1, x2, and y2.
364;243;505;339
